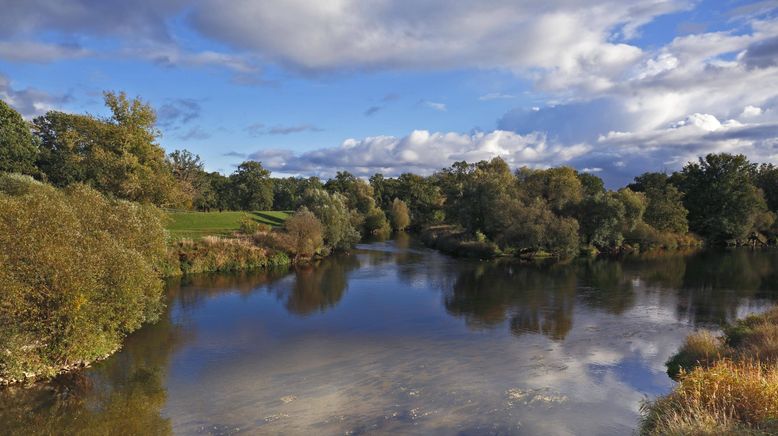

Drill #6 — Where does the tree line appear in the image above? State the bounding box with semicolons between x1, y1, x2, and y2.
2;92;777;257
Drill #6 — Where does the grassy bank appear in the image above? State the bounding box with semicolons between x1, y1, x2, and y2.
166;210;290;239
640;307;778;435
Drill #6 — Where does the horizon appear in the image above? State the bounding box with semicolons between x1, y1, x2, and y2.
1;0;778;187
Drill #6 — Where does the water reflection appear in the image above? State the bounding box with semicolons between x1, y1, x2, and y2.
1;240;777;435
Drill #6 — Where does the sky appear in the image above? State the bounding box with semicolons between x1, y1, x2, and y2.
0;0;777;187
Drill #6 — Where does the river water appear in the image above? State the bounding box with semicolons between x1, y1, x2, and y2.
3;235;778;435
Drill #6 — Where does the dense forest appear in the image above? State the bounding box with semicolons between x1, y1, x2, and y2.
3;92;777;258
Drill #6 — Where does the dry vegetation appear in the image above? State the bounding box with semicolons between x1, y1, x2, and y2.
641;307;778;435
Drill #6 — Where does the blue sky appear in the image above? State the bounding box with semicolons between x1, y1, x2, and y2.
1;0;777;186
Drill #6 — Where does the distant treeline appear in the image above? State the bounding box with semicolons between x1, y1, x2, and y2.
2;92;778;257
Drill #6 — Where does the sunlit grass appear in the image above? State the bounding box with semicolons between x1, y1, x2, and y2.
166;210;290;239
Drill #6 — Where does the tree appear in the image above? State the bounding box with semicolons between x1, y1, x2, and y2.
756;164;778;213
576;192;626;248
493;197;579;256
0;99;38;175
33;91;180;205
398;173;445;225
578;172;605;197
301;188;360;251
390;198;410;231
167;149;206;209
228;161;273;210
616;188;647;232
518;166;583;213
284;207;324;260
630;172;689;234
675;154;768;242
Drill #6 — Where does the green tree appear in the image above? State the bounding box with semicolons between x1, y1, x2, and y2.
493;197;579;256
390;198;411;231
675;154;768;241
576;192;626;248
578;172;605;197
517;166;583;213
630;172;689;234
301;188;360;251
616;188;647;231
0;99;38;175
228;161;273;211
34;91;180;205
755;164;778;213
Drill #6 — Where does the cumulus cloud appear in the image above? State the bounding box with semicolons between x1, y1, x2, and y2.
0;73;69;117
247;129;589;177
179;0;694;97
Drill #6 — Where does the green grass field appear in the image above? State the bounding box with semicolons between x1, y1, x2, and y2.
166;210;291;239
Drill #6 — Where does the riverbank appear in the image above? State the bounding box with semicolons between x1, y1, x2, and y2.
640;307;778;435
418;224;703;260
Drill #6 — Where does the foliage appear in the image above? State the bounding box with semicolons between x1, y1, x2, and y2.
33;92;182;206
492;197;579;256
517;166;583;213
284;207;324;259
0;174;166;383
0;99;38;175
575;192;626;248
675;154;771;242
228;161;274;211
390;198;411;231
301;188;360;251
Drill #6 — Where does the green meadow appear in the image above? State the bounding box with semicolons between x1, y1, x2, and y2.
166;210;291;239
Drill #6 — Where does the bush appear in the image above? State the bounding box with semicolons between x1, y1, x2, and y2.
390;198;411;231
0;174;167;384
284;207;324;260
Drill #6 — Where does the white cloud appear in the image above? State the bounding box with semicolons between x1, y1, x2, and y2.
741;105;764;118
0;73;69;117
247;129;589;177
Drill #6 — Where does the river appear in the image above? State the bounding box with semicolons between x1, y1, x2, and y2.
3;234;778;435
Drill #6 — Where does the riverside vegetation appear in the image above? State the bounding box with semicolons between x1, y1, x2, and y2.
640;308;778;435
1;91;778;390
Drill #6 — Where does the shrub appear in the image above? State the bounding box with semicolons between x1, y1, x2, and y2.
284;207;324;260
0;174;166;383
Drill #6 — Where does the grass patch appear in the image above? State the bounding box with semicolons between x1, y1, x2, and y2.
641;307;778;435
166;210;290;239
